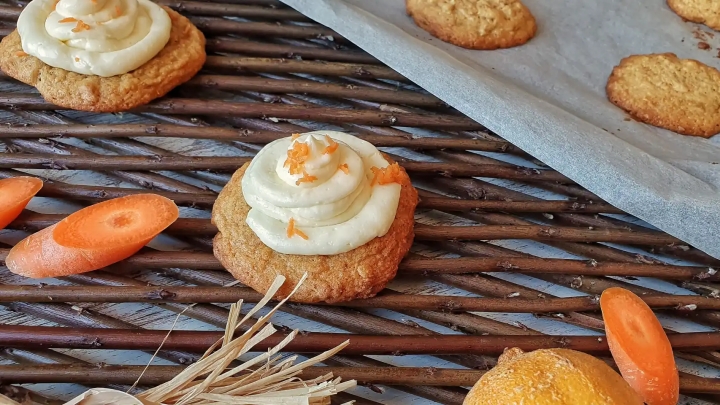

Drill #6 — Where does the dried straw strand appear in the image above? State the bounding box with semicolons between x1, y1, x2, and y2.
117;274;355;404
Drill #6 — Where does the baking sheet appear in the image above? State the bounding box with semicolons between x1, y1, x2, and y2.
280;0;720;260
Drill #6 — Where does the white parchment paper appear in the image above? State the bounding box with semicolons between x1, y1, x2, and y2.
281;0;720;259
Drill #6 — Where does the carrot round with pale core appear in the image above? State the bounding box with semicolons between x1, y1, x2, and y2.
0;177;43;230
6;194;179;278
600;287;679;405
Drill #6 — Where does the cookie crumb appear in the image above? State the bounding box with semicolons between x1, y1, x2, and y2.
698;41;711;50
693;29;707;41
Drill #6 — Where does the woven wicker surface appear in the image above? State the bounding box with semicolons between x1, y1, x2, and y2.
0;1;719;404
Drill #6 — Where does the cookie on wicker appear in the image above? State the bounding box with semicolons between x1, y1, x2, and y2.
212;162;418;304
606;53;720;138
0;7;205;113
406;0;537;50
668;0;720;31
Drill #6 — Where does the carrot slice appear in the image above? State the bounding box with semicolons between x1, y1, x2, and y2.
600;287;679;405
4;224;133;278
5;194;178;278
0;177;43;230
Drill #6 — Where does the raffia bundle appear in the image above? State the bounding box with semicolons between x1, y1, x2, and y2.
0;274;356;405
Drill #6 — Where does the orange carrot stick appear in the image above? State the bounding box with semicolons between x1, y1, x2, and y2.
6;194;178;278
0;177;43;230
600;287;679;405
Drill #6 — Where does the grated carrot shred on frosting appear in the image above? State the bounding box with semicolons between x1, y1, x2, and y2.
371;163;403;186
286;218;309;240
295;170;317;186
284;141;310;176
72;20;91;32
15;51;27;57
59;17;77;23
294;228;309;240
323;135;338;155
338;163;349;174
286;218;295;238
291;133;300;140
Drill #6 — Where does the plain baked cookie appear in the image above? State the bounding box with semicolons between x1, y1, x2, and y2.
212;162;418;304
0;7;205;112
668;0;720;31
606;53;720;138
406;0;537;50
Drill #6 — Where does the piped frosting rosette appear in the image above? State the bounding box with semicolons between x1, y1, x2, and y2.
241;131;403;256
17;0;171;77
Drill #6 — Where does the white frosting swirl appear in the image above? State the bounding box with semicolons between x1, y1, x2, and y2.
17;0;171;77
242;131;402;256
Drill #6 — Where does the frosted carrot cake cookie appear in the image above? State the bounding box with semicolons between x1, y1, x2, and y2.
0;0;206;112
212;131;418;303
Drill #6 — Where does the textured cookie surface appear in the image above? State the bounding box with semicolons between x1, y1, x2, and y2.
668;0;720;31
0;7;205;112
606;53;720;138
406;0;536;50
212;162;418;304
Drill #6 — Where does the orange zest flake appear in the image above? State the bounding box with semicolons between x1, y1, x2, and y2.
59;17;77;23
322;135;338;155
283;141;310;176
114;5;123;17
286;218;309;240
291;133;300;140
15;51;28;57
72;20;91;32
338;163;349;174
295;170;317;186
371;163;403;186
